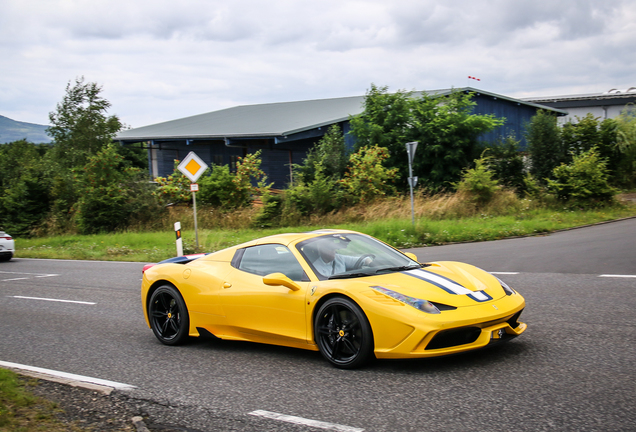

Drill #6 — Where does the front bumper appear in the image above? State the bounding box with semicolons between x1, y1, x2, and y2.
373;295;527;359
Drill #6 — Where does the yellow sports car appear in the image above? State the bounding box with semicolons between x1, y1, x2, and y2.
141;230;526;368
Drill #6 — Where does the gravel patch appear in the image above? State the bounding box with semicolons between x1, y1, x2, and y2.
21;375;209;432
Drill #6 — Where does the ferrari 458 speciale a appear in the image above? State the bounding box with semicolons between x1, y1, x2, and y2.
141;230;526;368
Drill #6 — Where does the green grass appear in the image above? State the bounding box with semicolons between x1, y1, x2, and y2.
15;206;636;262
0;369;69;431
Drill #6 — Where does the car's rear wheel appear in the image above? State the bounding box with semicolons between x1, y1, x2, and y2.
314;297;374;369
148;285;190;345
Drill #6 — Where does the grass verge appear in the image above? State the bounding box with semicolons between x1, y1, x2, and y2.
0;369;74;432
15;206;636;262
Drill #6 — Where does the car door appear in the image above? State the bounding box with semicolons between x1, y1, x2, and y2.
219;244;311;346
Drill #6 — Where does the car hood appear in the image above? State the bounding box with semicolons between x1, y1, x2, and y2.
335;261;506;307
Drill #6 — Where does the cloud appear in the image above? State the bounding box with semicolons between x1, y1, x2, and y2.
1;0;634;127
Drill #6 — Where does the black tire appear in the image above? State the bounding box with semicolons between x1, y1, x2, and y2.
314;297;374;369
148;285;190;345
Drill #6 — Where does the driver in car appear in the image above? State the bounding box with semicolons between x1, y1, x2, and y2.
312;236;373;276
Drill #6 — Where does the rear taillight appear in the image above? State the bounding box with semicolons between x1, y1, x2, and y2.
142;263;156;273
1;236;11;240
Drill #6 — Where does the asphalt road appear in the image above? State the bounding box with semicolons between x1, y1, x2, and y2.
1;218;635;431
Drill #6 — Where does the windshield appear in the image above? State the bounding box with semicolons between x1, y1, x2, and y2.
296;233;421;280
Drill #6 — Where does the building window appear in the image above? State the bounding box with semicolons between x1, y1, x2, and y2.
230;155;239;173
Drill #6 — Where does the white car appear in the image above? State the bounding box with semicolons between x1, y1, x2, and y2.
0;231;15;261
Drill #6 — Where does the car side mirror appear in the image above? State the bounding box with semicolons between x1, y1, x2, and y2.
263;273;301;291
404;252;419;262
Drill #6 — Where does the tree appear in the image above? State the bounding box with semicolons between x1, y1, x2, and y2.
47;76;123;169
561;113;602;157
526;110;565;184
485;136;526;194
350;85;504;190
296;124;348;183
44;77;125;230
0;140;50;235
614;104;636;187
75;144;160;234
279;124;349;218
411;91;504;190
349;84;414;176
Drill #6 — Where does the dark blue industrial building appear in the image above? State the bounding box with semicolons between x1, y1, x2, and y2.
116;87;565;189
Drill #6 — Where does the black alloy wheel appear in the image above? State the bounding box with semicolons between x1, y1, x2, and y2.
148;285;190;345
314;297;374;369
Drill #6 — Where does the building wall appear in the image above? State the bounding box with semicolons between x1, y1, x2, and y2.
555;105;626;125
149;137;314;189
472;94;539;149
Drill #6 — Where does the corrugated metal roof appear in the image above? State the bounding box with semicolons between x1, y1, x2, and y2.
117;95;366;141
522;90;636;104
116;88;565;142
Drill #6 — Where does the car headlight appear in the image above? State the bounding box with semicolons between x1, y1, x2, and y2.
496;277;516;296
372;286;441;314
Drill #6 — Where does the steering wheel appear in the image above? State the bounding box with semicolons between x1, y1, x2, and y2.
354;254;375;269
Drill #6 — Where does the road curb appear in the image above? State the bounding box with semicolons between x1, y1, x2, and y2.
2;366;152;432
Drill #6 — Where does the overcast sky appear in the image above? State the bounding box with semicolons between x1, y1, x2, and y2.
1;0;634;128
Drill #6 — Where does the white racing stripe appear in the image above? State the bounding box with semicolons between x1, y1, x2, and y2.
0;361;136;390
249;410;364;432
406;269;490;301
9;296;95;305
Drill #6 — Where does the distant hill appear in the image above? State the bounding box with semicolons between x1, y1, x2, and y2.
0;115;52;144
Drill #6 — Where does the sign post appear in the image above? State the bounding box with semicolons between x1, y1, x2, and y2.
405;142;418;226
174;222;183;256
177;152;208;249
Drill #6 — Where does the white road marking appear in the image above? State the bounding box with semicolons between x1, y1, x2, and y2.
249;410;364;432
0;271;60;281
599;274;636;278
0;360;136;390
9;296;95;305
490;272;519;275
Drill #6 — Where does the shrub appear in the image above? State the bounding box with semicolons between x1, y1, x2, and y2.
153;161;192;205
454;155;500;206
547;147;616;208
230;151;266;207
198;165;237;208
340;145;399;203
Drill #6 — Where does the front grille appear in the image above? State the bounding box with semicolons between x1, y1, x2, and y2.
426;327;481;350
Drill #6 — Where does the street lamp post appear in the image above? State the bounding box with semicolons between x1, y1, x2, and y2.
405;141;418;226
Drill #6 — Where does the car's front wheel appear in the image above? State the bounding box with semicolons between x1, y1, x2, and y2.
314;297;374;369
148;284;190;345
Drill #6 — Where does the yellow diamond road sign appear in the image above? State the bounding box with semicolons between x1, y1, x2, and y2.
178;151;208;183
